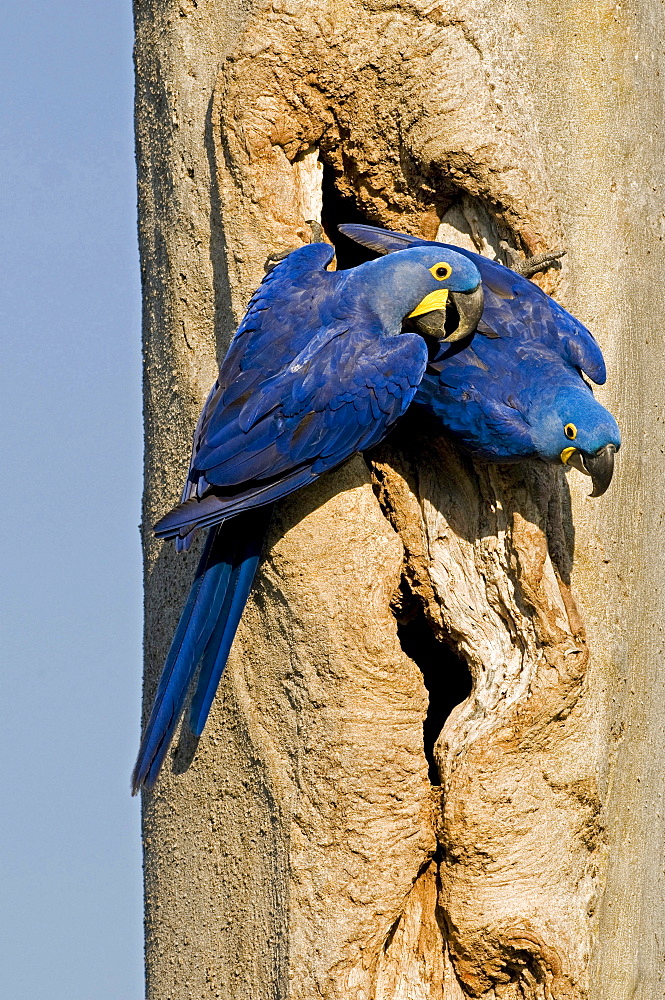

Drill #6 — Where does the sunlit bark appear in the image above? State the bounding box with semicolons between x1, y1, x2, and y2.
135;1;665;996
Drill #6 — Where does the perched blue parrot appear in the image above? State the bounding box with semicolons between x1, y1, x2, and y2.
339;224;620;496
132;242;484;792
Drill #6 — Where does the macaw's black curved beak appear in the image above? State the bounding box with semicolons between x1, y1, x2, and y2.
566;444;617;497
414;284;485;343
583;443;617;497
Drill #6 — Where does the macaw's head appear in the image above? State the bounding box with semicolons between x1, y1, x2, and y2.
356;245;483;342
529;384;621;496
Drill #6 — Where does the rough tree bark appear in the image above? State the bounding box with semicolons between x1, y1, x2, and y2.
135;1;665;997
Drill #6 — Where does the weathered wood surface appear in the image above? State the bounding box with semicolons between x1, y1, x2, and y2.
135;1;665;997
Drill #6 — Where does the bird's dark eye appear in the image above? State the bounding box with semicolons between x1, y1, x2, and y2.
429;262;452;281
564;423;577;440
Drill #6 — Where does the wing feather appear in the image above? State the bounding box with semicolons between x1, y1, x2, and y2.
157;242;428;541
339;223;606;384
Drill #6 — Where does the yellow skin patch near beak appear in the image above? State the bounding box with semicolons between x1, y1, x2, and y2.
560;446;578;465
408;288;449;319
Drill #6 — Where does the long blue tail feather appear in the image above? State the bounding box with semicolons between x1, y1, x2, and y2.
132;509;272;793
132;526;233;792
189;511;271;736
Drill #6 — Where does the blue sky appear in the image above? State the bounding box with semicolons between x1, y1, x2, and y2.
0;2;144;997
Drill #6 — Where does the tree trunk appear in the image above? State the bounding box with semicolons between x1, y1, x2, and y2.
135;1;665;997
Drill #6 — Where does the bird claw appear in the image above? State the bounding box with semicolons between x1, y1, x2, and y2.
264;220;327;272
304;219;324;243
263;249;294;273
499;241;567;278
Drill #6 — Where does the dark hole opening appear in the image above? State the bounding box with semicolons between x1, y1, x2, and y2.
320;159;474;782
397;602;473;785
320;161;378;270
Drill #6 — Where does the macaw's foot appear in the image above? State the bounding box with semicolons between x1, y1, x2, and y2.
263;248;294;273
263;220;327;272
500;241;567;278
305;219;324;243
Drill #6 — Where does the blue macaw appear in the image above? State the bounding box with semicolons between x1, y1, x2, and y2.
133;226;621;793
339;224;620;496
132;242;484;792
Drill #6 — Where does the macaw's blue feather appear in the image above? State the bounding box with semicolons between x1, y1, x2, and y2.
338;223;620;467
188;508;270;737
132;509;270;792
338;223;607;385
132;525;235;793
135;240;484;792
156;466;316;541
154;242;481;543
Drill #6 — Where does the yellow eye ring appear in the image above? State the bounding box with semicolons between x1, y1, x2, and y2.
564;423;577;440
430;262;452;281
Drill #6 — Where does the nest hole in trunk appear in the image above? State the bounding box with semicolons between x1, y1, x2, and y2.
395;587;472;785
320;161;380;269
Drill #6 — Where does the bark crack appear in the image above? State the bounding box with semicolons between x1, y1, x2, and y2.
393;576;473;787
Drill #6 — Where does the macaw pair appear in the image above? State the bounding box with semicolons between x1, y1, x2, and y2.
132;224;620;793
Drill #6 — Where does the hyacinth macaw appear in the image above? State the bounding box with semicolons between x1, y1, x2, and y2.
339;224;620;496
132;242;484;792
